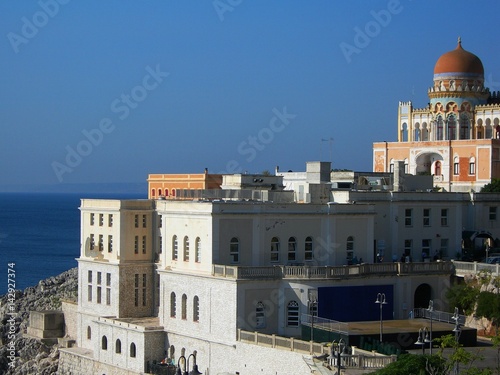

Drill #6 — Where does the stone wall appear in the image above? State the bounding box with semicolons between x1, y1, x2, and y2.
58;349;141;375
61;300;78;340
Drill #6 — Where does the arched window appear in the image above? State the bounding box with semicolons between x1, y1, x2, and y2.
183;236;190;262
389;159;394;173
447;115;456;140
435;161;442;176
270;237;280;262
151;189;156;198
421;123;429;141
287;301;299;327
115;339;122;354
170;292;176;318
87;326;91;340
195;237;201;263
404;158;409;174
182;294;187;320
414;123;420;141
158;188;162;197
288;237;297;261
305;236;313;261
453;156;459;175
485;119;493;139
256;301;266;328
130;343;136;358
469;157;476;175
102;335;108;350
165;188;169;197
230;237;239;263
401;122;408;142
172;235;178;260
436;116;444;140
193;296;200;322
460;113;470;139
346;236;354;264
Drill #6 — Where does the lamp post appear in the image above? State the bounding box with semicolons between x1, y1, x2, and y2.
427;300;433;355
176;353;203;375
375;293;388;343
334;338;347;375
452;308;462;375
308;298;318;342
415;327;429;355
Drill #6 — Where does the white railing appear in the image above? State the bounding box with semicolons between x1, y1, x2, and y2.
301;314;350;335
237;329;326;356
212;262;453;280
412;308;466;325
452;260;500;277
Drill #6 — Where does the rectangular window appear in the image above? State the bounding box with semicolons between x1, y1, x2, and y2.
142;236;146;254
90;213;95;226
134;214;139;228
423;209;431;227
88;270;92;283
88;285;92;302
106;288;111;305
159;236;163;255
453;163;459;175
134;274;139;307
440;238;449;258
108;235;113;252
469;162;475;175
490;207;497;221
108;214;113;227
142;215;147;228
441;209;448;226
404;209;412;226
134;236;139;254
422;239;431;258
305;238;313;261
106;273;111;286
97;286;102;304
90;234;95;250
404;239;412;258
97;272;102;285
98;234;104;251
158;215;162;228
99;214;104;226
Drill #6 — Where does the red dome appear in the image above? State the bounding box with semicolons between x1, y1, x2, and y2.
434;39;483;75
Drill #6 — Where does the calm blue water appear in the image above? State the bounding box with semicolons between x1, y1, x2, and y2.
0;192;145;295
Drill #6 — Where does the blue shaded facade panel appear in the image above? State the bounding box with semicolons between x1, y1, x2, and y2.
318;285;393;322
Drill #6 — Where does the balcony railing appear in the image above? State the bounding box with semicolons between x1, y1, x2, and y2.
452;260;500;277
212;261;453;280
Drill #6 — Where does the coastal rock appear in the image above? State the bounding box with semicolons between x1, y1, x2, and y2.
0;268;77;375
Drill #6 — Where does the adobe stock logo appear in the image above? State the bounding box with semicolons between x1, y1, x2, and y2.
7;0;71;54
51;65;169;182
340;0;403;63
222;107;296;174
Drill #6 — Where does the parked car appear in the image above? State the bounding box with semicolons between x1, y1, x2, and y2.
486;256;500;264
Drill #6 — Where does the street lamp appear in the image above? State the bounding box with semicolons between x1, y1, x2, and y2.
452;310;462;375
415;327;430;355
375;293;388;343
333;338;347;375
176;353;203;375
308;298;318;342
427;300;434;355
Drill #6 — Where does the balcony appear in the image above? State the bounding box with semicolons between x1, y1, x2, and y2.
211;261;453;280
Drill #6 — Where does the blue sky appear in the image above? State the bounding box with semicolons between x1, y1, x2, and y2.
1;0;500;189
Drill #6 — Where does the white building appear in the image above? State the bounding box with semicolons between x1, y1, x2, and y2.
57;175;465;375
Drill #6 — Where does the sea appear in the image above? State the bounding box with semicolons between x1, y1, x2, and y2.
0;192;145;295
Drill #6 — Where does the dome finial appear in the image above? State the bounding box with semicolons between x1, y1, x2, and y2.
458;36;462;45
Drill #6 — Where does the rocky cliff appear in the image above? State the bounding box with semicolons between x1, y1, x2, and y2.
0;268;78;375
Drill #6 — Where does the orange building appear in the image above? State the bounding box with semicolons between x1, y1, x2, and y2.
373;38;500;192
147;169;222;199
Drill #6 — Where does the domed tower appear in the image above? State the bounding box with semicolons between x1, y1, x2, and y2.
427;38;489;141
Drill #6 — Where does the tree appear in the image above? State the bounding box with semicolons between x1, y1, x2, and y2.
445;283;479;315
481;179;500;193
367;353;444;375
475;292;500;335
